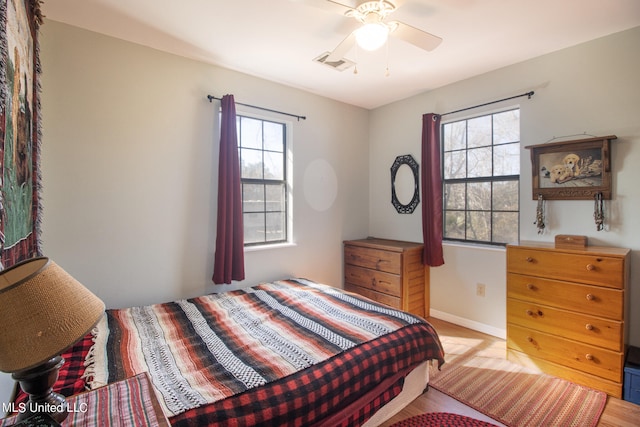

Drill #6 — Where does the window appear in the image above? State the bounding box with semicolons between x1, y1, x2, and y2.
237;115;288;246
442;109;520;245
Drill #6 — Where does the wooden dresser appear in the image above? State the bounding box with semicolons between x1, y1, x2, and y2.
506;242;630;397
343;238;429;317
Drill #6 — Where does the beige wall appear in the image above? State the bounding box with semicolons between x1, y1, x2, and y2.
37;22;640;342
37;21;370;308
369;26;640;343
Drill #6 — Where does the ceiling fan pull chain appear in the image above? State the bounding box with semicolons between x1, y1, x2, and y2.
385;37;390;77
354;44;359;75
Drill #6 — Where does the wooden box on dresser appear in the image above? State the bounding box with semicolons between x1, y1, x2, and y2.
506;241;630;397
343;238;429;318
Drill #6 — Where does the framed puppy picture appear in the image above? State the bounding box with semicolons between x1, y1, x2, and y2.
525;135;616;200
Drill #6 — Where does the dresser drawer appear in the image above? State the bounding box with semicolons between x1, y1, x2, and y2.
507;247;625;289
507;298;623;351
344;283;401;309
344;264;401;297
344;238;429;318
507;273;624;320
507;349;623;398
344;245;401;275
508;324;623;382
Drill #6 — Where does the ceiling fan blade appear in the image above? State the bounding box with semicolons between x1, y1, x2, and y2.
388;21;442;51
326;31;356;61
291;0;353;16
326;0;355;14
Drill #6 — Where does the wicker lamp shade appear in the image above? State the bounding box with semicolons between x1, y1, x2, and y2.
0;257;105;373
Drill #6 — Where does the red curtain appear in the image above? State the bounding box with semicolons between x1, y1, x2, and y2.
421;113;445;267
212;95;245;284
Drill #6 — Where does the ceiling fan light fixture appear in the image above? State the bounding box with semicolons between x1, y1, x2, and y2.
355;22;389;51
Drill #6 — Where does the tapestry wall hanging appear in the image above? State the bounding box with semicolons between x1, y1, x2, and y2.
0;0;43;269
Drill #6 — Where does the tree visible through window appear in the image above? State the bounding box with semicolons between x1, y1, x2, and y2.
442;109;520;245
237;115;287;246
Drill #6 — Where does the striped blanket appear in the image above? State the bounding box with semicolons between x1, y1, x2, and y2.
88;278;444;424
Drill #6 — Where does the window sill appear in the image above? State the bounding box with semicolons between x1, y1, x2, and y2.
244;242;297;252
443;241;507;252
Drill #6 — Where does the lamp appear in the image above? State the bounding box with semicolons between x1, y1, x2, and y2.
0;257;105;423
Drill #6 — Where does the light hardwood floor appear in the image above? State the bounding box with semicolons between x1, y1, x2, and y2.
379;318;640;427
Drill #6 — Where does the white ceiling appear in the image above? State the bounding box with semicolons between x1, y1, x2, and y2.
42;0;640;109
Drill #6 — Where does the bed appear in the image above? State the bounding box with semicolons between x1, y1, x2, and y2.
15;278;444;426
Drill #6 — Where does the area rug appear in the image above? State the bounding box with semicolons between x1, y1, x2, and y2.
389;412;499;427
429;351;607;427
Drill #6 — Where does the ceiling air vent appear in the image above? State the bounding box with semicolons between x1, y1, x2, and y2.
313;52;355;71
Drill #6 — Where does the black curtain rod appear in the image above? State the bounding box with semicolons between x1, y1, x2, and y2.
439;91;535;118
207;95;307;121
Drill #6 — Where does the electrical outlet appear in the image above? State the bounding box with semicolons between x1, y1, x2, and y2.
476;283;486;297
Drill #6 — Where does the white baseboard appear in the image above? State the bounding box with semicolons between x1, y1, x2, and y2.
430;309;506;339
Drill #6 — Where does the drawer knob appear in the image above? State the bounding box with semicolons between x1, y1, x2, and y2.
585;353;594;361
586;293;595;301
526;257;534;263
585;324;594;331
527;336;534;343
586;263;595;271
525;309;544;317
526;283;536;291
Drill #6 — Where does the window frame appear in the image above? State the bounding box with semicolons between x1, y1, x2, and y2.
235;111;292;248
441;108;520;246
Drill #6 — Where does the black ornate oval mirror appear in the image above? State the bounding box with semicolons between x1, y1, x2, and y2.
390;154;420;214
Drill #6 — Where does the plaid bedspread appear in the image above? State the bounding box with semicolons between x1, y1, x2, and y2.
14;279;444;426
169;320;442;427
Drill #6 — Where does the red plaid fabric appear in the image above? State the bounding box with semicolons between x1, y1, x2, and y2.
12;288;444;427
170;322;443;426
12;323;442;426
13;333;93;408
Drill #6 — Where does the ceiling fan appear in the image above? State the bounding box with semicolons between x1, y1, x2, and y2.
308;0;442;62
